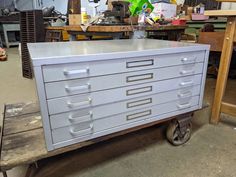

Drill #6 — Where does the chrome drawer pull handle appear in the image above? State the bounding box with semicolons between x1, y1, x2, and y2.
178;92;192;98
67;98;92;108
180;70;195;75
64;68;89;76
70;124;93;137
68;111;93;123
177;103;191;109
181;57;196;63
179;81;194;87
65;83;91;92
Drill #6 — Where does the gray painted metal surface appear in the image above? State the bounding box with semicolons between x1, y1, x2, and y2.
29;39;210;151
28;39;209;66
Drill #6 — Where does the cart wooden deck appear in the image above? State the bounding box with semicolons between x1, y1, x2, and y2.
0;102;179;176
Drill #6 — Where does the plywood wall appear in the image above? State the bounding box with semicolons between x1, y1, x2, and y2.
221;2;236;10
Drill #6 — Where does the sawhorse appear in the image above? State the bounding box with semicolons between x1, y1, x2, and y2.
205;2;236;123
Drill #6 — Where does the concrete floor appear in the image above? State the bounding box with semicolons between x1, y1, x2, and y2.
1;48;236;177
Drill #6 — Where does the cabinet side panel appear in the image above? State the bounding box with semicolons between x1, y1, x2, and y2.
199;50;210;108
34;66;54;151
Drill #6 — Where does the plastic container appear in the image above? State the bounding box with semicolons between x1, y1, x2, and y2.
81;7;88;24
172;19;186;26
191;14;209;21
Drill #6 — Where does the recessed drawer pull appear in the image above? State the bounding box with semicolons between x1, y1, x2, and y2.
127;73;153;82
178;92;192;98
64;68;89;76
127;98;152;108
179;81;194;87
181;57;196;63
127;59;154;68
65;83;91;92
127;86;152;96
70;124;93;137
68;111;93;124
177;103;191;109
127;110;152;120
180;70;195;75
67;98;92;108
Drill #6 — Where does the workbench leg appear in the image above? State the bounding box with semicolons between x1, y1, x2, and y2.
2;171;8;177
69;34;77;41
210;17;236;124
25;164;37;177
0;35;3;48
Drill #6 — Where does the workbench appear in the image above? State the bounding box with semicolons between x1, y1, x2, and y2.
64;25;133;40
0;21;20;48
146;25;187;41
45;25;187;41
205;2;236;123
45;26;71;41
187;19;227;31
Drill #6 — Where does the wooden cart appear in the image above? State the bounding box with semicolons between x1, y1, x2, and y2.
0;102;194;177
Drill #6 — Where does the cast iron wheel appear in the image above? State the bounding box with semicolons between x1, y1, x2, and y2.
166;120;192;146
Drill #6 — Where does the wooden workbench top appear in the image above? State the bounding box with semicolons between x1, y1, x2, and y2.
146;25;187;31
46;25;187;32
64;25;133;32
45;26;66;30
205;10;236;16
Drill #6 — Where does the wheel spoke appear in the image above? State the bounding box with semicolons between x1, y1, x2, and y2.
173;132;179;140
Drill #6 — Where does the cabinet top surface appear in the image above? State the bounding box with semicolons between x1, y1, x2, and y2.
28;39;209;66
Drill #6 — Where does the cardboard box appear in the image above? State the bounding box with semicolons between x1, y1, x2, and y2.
69;14;81;25
151;3;177;19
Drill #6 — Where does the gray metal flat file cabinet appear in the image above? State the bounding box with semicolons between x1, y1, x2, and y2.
28;39;210;151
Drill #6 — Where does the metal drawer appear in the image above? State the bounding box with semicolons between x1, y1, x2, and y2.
47;74;202;115
42;51;205;82
50;85;201;129
51;96;199;144
45;63;204;99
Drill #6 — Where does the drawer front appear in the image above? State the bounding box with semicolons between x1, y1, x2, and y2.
42;51;205;82
45;63;204;99
51;96;199;144
50;85;201;129
47;74;202;115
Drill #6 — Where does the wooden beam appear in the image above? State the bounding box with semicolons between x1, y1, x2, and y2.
68;0;81;14
221;102;236;117
205;10;236;16
210;17;236;124
234;30;236;42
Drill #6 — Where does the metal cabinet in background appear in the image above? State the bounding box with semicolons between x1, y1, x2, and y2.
0;22;20;48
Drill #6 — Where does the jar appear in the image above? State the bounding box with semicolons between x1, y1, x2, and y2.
81;7;88;24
